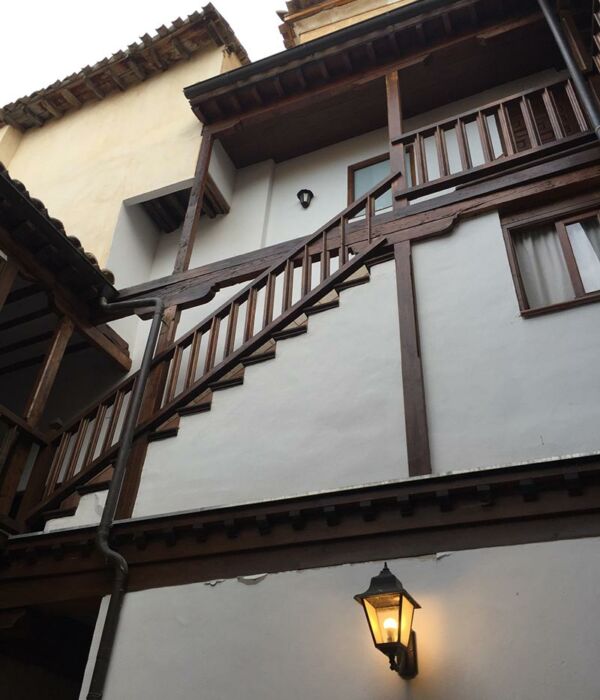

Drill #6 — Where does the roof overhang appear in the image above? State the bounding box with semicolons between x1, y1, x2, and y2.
185;0;560;167
0;3;249;132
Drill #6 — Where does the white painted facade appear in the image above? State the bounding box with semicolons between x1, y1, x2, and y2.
80;537;600;700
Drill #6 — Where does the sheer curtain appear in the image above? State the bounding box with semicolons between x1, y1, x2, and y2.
513;224;575;308
566;217;600;293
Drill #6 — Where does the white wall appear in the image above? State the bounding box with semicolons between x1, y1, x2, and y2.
80;536;600;700
133;260;407;518
413;211;600;473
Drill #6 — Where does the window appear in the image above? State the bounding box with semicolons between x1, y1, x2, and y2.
504;207;600;314
348;154;392;213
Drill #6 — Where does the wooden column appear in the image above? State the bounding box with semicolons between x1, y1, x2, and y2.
0;257;18;311
173;130;214;275
23;316;74;427
394;241;431;476
385;70;407;208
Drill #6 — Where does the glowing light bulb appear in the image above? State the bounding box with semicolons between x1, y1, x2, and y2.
383;617;398;642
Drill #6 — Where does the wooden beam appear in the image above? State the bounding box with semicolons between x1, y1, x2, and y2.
0;258;18;311
385;70;407;208
173;131;214;274
394;241;431;477
22;316;74;427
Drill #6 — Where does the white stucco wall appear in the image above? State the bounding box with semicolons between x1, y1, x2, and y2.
413;211;600;473
79;536;600;700
133;260;407;518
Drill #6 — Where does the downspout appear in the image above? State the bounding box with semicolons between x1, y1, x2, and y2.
86;295;165;700
536;0;600;140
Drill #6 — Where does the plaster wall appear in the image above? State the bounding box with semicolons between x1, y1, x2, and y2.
413;211;600;473
133;260;407;518
5;48;226;266
291;0;419;45
79;536;600;700
0;125;22;165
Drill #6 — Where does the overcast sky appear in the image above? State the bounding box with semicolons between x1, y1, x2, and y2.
0;0;286;105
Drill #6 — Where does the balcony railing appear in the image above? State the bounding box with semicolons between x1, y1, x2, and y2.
0;407;48;524
393;76;590;198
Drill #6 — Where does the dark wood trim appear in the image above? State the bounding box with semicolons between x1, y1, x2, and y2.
394;241;431;476
173;131;214;275
2;455;600;609
385;69;407;207
22;316;75;427
0;257;18;312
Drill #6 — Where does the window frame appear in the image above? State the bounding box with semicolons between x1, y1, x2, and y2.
347;153;390;205
502;198;600;317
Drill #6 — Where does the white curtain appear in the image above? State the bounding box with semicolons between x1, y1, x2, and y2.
566;217;600;293
513;225;575;308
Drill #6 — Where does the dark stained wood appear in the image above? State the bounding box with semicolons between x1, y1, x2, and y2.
394;241;431;477
0;258;18;311
173;131;214;275
385;69;407;207
22;317;75;428
4;456;600;609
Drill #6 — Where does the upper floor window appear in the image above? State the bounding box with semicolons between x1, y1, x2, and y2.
348;155;392;213
503;206;600;314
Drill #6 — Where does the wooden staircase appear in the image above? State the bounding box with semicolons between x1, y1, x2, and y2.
24;172;398;528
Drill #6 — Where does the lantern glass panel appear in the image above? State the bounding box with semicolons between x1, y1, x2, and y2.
400;596;415;647
363;593;401;645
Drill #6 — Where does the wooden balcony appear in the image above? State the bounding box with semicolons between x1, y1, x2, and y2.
392;76;591;204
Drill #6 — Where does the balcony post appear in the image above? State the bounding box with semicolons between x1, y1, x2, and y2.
385;70;407;207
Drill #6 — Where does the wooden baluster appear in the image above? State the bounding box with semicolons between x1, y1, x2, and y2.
414;135;427;184
102;391;125;451
519;97;539;148
339;218;347;265
476;112;494;162
497;104;515;156
282;259;294;310
366;196;373;245
244;288;257;341
43;433;71;497
184;332;202;389
63;418;90;481
435;126;449;177
262;274;276;328
204;316;221;373
455;118;472;170
565;79;588;131
224;302;239;357
542;87;564;140
165;346;183;403
81;404;108;469
321;228;330;282
301;245;311;296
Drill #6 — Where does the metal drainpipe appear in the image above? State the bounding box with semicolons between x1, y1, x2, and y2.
86;295;165;700
536;0;600;140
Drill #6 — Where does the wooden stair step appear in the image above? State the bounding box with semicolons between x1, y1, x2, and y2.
179;389;213;416
242;338;277;366
335;265;370;291
305;290;339;315
210;363;245;391
149;413;181;442
272;313;308;340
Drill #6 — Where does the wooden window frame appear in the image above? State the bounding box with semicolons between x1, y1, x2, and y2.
347;153;389;205
502;197;600;317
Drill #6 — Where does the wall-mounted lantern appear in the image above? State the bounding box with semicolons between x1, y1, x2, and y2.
297;188;314;209
354;563;421;680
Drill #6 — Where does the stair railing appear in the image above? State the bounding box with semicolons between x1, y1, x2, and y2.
25;170;401;525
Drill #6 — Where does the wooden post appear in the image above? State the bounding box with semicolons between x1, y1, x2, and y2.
385;70;407;208
394;241;431;476
173;130;214;275
23;316;74;427
0;257;18;311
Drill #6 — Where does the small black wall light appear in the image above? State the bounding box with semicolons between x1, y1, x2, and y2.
297;188;314;209
354;563;421;680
